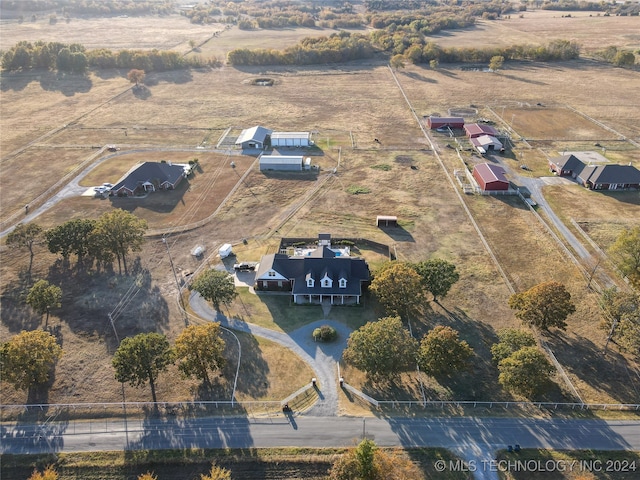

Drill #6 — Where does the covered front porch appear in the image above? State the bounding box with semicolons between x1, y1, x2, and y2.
293;293;360;305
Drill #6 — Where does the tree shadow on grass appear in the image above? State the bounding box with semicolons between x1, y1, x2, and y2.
0;71;33;92
132;84;151;99
0;269;43;334
545;332;640;404
230;331;270;399
42;260;169;345
39;71;92;96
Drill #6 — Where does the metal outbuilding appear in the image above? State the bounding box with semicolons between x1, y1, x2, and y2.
464;123;499;138
235;125;272;149
270;132;311;147
259;155;304;171
472;163;509;191
471;135;503;154
426;116;465;129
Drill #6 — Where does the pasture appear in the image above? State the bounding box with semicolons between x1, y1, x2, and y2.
1;12;640;411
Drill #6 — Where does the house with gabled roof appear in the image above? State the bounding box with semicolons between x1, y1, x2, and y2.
254;234;370;305
111;162;186;197
577;164;640;190
549;154;586;177
549;153;640;190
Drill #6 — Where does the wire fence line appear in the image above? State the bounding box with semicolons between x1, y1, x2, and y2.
4;398;639;424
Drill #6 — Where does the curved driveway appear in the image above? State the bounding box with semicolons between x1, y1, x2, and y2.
190;291;351;416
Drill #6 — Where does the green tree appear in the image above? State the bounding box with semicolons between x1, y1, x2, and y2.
1;330;63;391
112;332;174;403
127;68;145;87
329;439;423;480
200;463;232;480
490;328;536;364
609;226;640;288
28;465;59;480
498;346;555;398
390;53;405;70
369;262;424;320
342;316;418;381
599;287;640;357
418;325;473;377
508;281;576;332
404;44;422;64
489;55;504;71
92;209;147;275
190;269;238;311
26;280;62;327
6;222;43;280
612;50;636;67
414;258;460;301
175;323;226;387
45;218;96;266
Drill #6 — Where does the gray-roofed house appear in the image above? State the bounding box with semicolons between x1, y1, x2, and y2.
111;162;186;197
548;154;586;177
577;164;640;190
254;234;370;305
235;125;272;150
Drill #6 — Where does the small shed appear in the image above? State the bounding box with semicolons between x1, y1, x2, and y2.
376;215;398;227
259;155;304;171
270;132;311;147
464;123;499;139
426;116;465;129
219;243;233;258
472;163;509;191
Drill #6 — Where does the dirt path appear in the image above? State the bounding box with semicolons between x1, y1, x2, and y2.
189;290;352;416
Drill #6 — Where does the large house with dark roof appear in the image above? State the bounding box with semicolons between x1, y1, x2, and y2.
111;162;187;196
254;234;370;305
549;153;640;190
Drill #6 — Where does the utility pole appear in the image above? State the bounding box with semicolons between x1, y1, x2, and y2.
163;235;187;324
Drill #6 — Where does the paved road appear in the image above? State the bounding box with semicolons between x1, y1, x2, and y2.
3;416;640;479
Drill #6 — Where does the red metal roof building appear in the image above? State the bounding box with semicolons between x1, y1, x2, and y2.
472;163;509;191
426;116;465;129
464;123;499;138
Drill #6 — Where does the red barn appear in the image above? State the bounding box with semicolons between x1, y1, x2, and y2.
465;123;498;138
473;163;509;191
426;116;465;129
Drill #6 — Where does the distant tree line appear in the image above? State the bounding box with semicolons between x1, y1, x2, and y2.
227;30;580;66
1;41;219;73
0;0;173;16
228;31;376;66
539;0;640;16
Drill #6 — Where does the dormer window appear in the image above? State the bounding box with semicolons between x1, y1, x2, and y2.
321;273;333;288
339;278;347;288
306;272;315;288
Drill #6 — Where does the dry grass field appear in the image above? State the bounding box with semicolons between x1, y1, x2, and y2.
431;11;640;53
1;11;640;413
